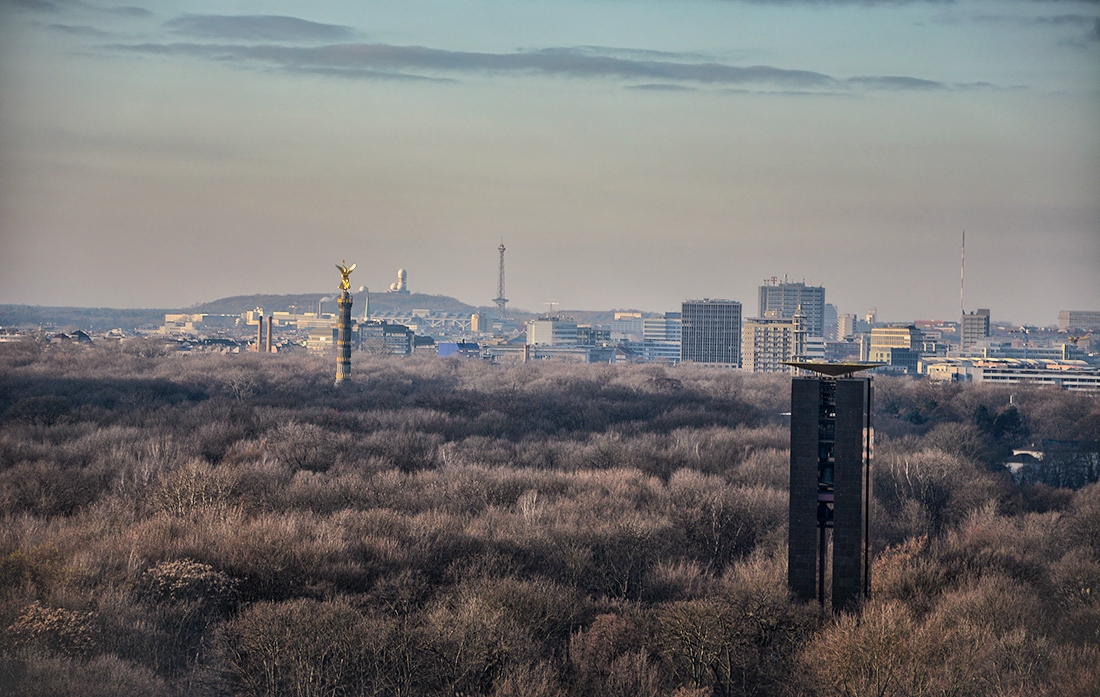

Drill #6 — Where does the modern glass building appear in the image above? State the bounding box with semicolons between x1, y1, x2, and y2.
680;299;742;366
759;280;826;338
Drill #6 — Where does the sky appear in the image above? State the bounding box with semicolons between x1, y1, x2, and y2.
0;0;1097;325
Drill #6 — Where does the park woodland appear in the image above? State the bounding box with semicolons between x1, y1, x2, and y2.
1;340;1099;696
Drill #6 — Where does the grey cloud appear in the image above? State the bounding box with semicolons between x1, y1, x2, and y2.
1031;14;1099;26
730;0;1091;3
535;46;715;62
106;41;974;93
1032;14;1100;41
933;9;1100;43
104;6;152;17
107;42;838;88
7;1;151;14
48;23;111;36
5;0;63;11
730;0;1096;3
165;14;357;42
278;65;456;83
846;75;946;90
625;83;699;92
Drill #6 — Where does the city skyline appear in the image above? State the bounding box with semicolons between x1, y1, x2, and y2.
1;0;1097;325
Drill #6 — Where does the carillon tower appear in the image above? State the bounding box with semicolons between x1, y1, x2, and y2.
785;362;875;612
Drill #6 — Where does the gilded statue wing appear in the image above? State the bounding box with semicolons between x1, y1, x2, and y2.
336;261;354;290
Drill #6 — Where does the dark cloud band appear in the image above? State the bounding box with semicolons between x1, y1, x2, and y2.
107;41;965;92
165;15;357;42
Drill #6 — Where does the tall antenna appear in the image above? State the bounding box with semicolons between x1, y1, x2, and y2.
494;240;508;320
960;230;965;317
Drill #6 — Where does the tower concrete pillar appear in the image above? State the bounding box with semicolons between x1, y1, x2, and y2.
335;291;353;387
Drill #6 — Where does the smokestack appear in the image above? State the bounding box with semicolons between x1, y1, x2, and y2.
256;312;264;352
266;315;273;353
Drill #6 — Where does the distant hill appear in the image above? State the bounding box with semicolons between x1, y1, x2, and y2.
0;293;553;333
0;305;171;331
188;292;512;317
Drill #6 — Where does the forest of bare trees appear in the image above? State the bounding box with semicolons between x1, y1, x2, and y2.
1;338;1098;696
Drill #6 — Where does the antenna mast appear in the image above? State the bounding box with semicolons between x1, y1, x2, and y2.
494;240;508;320
960;230;965;317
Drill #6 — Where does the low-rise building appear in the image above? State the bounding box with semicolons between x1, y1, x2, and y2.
359;321;414;356
922;357;1100;392
527;317;579;346
1058;310;1100;332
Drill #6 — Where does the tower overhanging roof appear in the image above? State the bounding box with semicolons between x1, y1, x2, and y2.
782;361;881;377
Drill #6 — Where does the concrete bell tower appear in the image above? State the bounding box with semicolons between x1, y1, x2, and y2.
786;361;875;612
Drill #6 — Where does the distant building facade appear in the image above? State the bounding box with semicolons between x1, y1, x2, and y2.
837;313;871;340
960;309;991;351
825;339;863;363
161;313;238;336
576;326;611;346
742;313;806;373
643;313;682;343
823;303;838;340
681;299;742;366
1058;310;1100;332
869;325;923;373
609;313;645;342
759;279;826;337
923;358;1100;392
527;317;579;346
621;341;682;364
470;312;491;333
359;321;414;355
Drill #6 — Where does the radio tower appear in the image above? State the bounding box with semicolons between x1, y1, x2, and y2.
960;230;965;316
493;240;508;320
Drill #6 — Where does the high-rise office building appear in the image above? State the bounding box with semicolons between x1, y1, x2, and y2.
742;311;807;373
681;299;742;366
759;279;826;337
837;313;857;340
789;368;873;612
960;309;990;351
824;303;838;340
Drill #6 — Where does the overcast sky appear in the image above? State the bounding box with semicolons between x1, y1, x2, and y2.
1;0;1097;325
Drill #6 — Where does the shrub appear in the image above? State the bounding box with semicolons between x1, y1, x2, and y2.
7;601;98;657
0;651;170;697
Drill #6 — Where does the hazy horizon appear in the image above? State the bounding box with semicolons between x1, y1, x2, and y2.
1;0;1097;326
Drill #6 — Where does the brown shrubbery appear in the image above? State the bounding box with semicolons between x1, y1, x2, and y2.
0;340;1097;695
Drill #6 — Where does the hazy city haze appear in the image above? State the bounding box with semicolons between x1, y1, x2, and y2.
1;0;1097;325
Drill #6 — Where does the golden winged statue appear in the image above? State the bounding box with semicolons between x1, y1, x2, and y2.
336;260;356;291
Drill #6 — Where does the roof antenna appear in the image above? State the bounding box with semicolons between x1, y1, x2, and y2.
960;230;965;317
